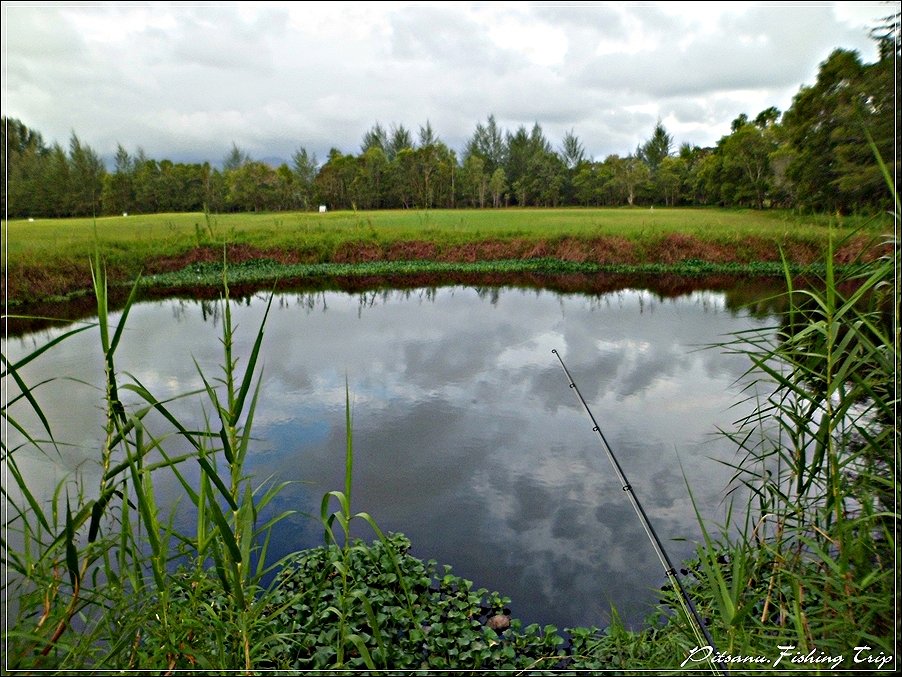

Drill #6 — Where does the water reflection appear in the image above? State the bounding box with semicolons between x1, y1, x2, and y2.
4;285;774;630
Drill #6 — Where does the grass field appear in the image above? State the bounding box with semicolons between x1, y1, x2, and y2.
3;207;889;305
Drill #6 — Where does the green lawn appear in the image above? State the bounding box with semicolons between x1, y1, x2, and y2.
3;207;889;304
4;207;878;256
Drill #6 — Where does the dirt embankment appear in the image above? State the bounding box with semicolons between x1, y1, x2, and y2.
3;233;882;306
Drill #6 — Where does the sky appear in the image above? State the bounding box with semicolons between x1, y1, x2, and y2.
1;1;890;167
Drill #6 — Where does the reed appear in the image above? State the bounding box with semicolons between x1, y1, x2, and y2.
2;254;297;670
678;156;898;667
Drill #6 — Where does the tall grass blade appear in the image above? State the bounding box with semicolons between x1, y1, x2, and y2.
63;497;80;590
0;322;95;377
106;275;142;357
4;454;51;532
344;379;353;508
196;452;239;511
3;363;57;443
347;634;378;670
230;294;273;427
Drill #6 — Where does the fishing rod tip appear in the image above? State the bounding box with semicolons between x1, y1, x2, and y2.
551;349;558;354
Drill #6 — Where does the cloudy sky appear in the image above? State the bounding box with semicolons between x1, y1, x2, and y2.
2;1;889;166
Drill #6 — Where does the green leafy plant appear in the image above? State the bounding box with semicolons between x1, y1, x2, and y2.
268;532;572;671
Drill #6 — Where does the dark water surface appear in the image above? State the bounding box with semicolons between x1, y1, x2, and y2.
5;284;775;630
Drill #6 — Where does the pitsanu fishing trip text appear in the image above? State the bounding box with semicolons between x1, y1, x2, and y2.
680;644;894;670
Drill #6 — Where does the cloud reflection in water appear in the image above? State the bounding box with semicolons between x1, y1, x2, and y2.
6;285;772;630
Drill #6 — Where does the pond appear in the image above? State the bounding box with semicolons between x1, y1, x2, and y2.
4;282;777;631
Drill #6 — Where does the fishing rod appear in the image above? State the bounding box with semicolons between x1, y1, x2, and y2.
551;349;727;675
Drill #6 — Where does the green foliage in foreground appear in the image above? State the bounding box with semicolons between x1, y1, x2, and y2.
672;170;898;669
268;533;570;671
264;533;703;672
3;258;298;672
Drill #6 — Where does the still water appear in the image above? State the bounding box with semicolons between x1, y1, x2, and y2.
5;284;774;630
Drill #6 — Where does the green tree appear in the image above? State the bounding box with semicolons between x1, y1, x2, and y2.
720;114;779;209
655;155;686;206
353;146;388;209
691;152;722;205
418;120;438;148
206;167;228;212
291;147;319;209
560;129;587;205
560;129;586;170
387;124;414;161
593;155;624;205
101;144;135;215
411;122;446;208
227;161;280;212
782;46;894;212
2;117;48;217
314;149;357;209
275;163;297;210
504;123;552;206
637;121;672;174
68;133;105;216
442;146;458;209
781;52;858;211
223;142;250;172
155;159;182;211
6;145;45;217
461;154;487;207
132;154;160;213
573;162;603;206
361;123;389;153
488;167;507;208
465;114;506;175
526;150;567;207
677;143;707;205
730;113;749;133
613;156;650;206
42;143;73;216
754;106;780;129
169;162;207;212
636;121;674;204
389;147;417;208
831;48;896;209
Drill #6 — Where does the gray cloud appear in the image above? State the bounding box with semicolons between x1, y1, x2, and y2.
1;2;882;164
533;4;627;34
578;7;842;98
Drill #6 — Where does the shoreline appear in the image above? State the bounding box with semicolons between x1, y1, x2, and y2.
3;256;850;338
3;233;881;308
4;207;888;306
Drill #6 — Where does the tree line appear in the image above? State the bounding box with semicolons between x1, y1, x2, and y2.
2;27;897;219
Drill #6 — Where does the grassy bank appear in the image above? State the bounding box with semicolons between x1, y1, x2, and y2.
3;207;889;305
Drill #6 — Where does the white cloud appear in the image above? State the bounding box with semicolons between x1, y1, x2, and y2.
1;1;883;164
486;12;569;66
833;1;891;28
